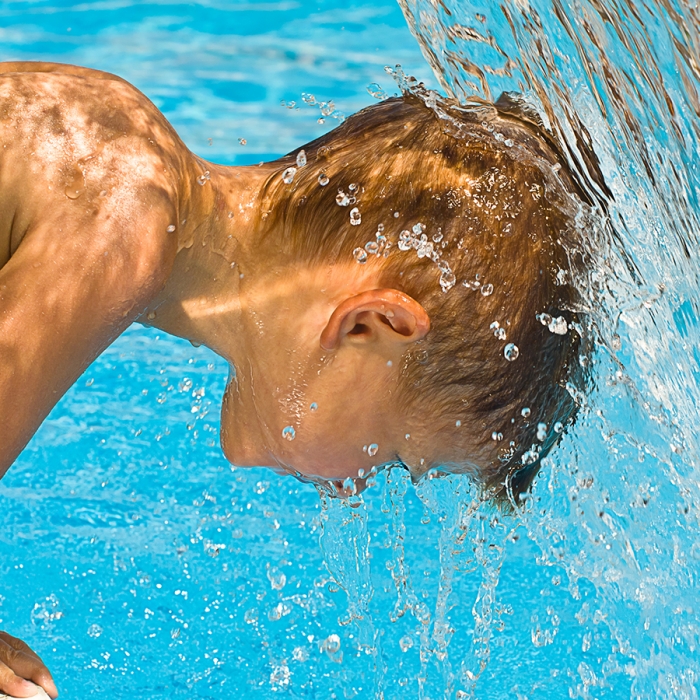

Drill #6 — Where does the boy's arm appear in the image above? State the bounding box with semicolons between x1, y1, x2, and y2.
0;174;178;475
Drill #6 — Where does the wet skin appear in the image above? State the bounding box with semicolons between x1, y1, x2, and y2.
0;61;446;697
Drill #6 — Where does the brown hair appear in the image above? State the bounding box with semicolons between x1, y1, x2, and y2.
257;94;586;503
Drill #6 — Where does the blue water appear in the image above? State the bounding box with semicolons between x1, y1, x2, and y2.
1;0;699;698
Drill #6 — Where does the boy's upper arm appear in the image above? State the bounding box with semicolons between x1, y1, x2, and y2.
0;170;179;476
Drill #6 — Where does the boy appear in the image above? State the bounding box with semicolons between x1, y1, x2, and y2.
0;61;582;697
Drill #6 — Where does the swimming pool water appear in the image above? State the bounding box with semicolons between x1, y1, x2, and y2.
1;0;699;698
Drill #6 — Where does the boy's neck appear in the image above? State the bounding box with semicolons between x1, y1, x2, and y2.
141;158;272;362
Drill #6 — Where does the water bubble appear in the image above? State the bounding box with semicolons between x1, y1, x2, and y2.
336;190;350;206
353;247;368;264
166;224;176;233
521;407;531;418
318;173;329;186
87;624;103;639
196;170;211;185
548;316;569;335
537;423;548;441
301;93;316;105
267;566;287;591
282;167;296;184
238;137;247;145
481;283;494;296
310;402;318;412
399;635;414;652
321;634;341;656
368;443;379;457
244;608;258;625
398;230;412;251
296;150;307;167
504;343;520;361
367;83;388;100
350;207;361;226
440;267;456;292
393;211;400;218
282;426;296;441
554;421;563;433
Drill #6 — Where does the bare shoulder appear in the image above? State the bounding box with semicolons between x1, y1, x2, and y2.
0;61;192;270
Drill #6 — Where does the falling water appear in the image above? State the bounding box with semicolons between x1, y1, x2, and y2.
317;1;700;697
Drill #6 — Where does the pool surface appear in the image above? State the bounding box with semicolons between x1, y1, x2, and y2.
1;0;700;698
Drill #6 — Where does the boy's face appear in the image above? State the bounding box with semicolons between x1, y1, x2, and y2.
216;262;439;481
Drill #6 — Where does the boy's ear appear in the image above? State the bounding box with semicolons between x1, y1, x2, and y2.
320;289;430;351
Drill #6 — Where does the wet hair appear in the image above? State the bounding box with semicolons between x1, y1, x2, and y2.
257;93;588;504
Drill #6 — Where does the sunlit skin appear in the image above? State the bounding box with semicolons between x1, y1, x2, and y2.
0;62;480;696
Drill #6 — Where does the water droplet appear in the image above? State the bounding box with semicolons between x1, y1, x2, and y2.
296;150;307;167
282;167;296;184
282;426;296;441
537;423;548;441
405;434;411;440
228;211;234;219
238;138;247;145
166;224;176;233
310;402;318;412
456;420;462;427
537;312;553;326
393;211;400;218
387;360;393;367
548;316;568;335
87;624;103;639
336;190;350;206
399;635;413;652
147;311;156;321
521;407;531;418
353;247;368;264
440;268;456;292
491;431;503;441
481;283;494;296
367;83;388;100
495;327;507;341
350;207;361;226
505;138;514;147
318;173;329;186
196;170;211;186
365;241;379;255
432;230;443;243
368;443;378;457
348;182;358;192
504;343;520;361
321;634;341;655
554;421;563;433
398;230;412;251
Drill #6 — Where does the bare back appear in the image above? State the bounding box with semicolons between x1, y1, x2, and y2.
0;62;197;473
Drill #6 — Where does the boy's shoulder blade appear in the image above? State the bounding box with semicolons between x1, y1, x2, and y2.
0;61;188;267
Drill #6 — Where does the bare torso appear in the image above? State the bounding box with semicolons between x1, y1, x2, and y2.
0;61;208;473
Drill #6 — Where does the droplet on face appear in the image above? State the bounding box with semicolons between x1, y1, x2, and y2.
456;420;462;427
481;283;494;296
166;224;176;233
367;443;378;457
282;426;296;441
309;402;318;412
349;207;361;226
353;247;368;264
282;167;296;184
318;173;329;186
296;149;307;167
504;343;520;361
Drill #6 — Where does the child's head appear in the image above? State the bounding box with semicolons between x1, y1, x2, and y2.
251;94;584;502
